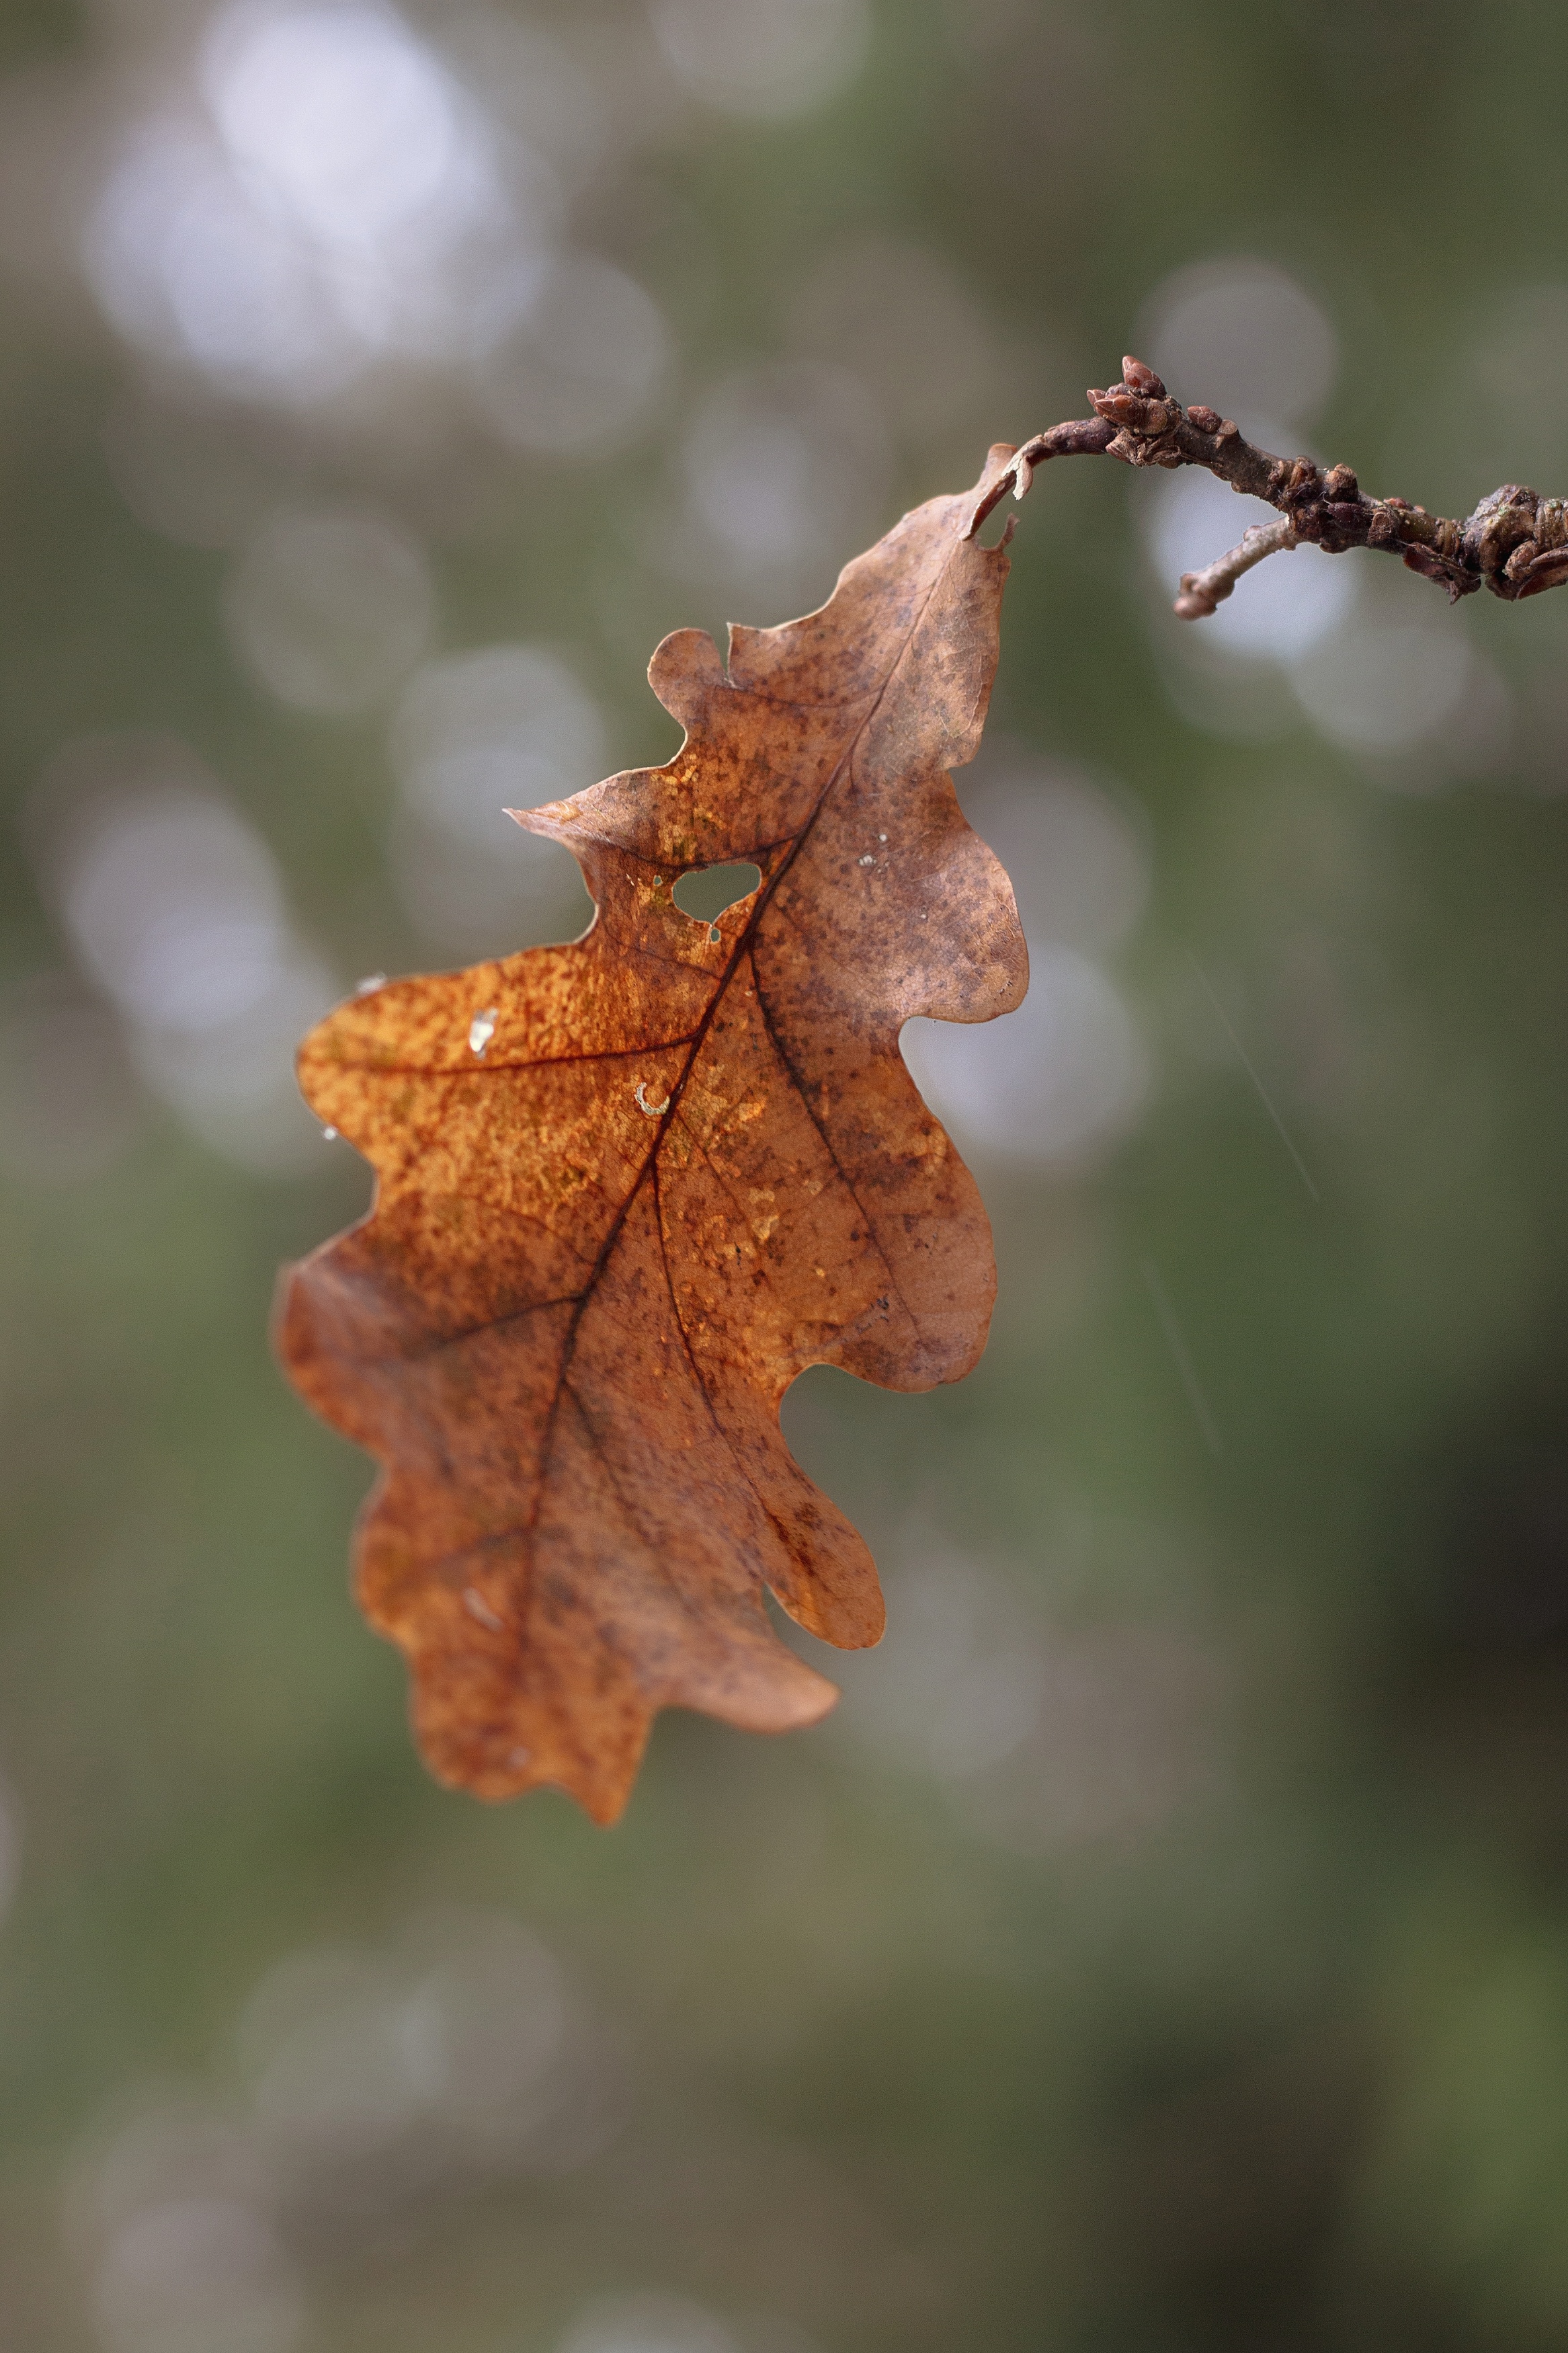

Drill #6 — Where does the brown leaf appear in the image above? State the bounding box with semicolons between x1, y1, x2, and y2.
276;446;1028;1824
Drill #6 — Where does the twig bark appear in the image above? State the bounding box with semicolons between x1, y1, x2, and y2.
969;355;1568;619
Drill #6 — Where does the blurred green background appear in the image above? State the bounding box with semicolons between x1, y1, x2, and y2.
6;1;1568;2346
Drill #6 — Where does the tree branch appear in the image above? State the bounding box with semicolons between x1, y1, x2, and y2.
969;355;1568;619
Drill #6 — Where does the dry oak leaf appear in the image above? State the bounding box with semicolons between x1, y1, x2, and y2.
277;446;1028;1825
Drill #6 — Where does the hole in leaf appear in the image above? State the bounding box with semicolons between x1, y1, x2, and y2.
672;861;761;924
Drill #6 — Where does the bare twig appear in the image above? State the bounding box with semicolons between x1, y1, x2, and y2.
1173;517;1297;621
968;354;1568;619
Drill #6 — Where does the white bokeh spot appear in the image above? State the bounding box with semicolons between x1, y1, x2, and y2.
1138;255;1338;430
472;255;669;456
84;0;554;404
903;945;1148;1169
649;0;869;119
37;743;337;1174
388;645;602;956
224;506;434;715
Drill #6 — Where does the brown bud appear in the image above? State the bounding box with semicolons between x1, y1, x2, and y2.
1401;543;1458;588
1092;387;1155;428
1518;551;1568;598
1323;464;1358;501
1186;404;1221;433
1122;356;1167;398
1216;418;1239;439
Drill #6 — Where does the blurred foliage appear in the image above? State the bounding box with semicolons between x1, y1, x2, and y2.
6;1;1568;2349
